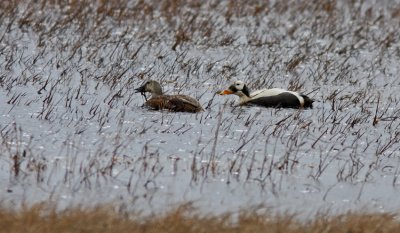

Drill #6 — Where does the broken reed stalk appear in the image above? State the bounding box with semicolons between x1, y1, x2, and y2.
373;93;380;126
205;106;223;177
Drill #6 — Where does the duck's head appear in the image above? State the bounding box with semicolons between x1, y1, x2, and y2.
218;81;250;97
135;80;163;96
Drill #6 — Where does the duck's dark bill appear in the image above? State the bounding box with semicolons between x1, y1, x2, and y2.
218;90;234;95
135;85;145;93
139;91;148;101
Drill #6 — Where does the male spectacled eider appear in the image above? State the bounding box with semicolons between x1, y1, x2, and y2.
135;80;204;113
218;81;314;109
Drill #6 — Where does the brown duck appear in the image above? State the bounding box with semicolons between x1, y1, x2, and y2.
135;80;204;113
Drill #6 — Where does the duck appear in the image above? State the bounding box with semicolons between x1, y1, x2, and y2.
135;80;204;113
218;81;314;109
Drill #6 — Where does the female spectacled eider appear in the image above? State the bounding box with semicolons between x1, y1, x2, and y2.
135;80;204;113
218;81;314;109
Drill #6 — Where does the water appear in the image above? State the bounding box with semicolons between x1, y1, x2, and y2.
1;0;400;218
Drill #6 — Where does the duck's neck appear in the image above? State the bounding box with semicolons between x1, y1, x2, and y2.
237;93;252;105
151;92;162;98
150;85;163;97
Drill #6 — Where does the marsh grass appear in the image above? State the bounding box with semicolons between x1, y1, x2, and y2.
0;203;400;233
1;0;400;228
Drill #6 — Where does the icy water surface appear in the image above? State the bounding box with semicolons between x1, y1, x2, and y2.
1;0;400;218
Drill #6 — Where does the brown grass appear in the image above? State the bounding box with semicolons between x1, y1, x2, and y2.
0;203;399;233
2;0;400;232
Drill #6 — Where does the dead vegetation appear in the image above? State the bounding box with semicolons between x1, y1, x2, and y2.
1;0;400;225
0;203;400;233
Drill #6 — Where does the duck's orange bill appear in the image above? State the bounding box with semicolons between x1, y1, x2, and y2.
218;90;234;95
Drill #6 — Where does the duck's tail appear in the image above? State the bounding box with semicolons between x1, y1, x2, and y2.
301;95;315;109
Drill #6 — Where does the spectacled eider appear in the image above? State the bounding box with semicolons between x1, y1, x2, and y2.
135;80;204;113
218;81;313;109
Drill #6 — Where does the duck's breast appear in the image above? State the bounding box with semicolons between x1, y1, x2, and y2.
144;96;167;110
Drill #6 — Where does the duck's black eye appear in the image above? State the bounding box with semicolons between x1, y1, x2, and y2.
236;83;240;86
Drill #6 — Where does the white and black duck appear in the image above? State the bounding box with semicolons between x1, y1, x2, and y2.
218;81;314;109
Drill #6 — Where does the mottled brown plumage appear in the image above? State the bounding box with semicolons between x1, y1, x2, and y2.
135;80;203;113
